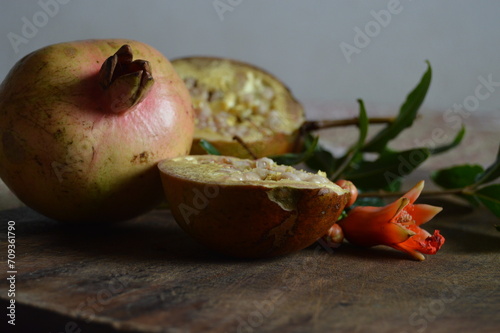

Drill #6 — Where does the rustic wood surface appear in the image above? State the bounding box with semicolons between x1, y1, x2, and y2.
0;198;499;333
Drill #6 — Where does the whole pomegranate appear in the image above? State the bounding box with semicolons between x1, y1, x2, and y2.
0;39;194;222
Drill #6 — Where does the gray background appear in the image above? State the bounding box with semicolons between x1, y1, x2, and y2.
1;0;499;112
1;0;499;209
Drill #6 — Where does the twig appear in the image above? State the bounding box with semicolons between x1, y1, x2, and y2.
329;151;356;182
302;117;395;132
233;135;258;160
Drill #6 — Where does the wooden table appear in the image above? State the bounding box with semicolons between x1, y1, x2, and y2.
1;198;499;333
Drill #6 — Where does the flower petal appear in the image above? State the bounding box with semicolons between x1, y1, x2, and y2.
339;198;414;247
392;229;445;260
402;180;425;204
405;223;431;236
381;197;411;221
419;229;445;254
383;222;416;243
336;180;445;261
340;217;414;247
390;243;427;261
410;204;443;225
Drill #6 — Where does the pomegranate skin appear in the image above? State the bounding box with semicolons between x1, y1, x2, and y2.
158;156;350;258
0;39;194;222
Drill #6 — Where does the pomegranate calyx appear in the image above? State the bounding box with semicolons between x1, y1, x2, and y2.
99;44;154;114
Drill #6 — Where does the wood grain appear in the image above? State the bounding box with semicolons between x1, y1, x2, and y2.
0;200;499;333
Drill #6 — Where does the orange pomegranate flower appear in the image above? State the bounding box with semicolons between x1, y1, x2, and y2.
337;181;445;261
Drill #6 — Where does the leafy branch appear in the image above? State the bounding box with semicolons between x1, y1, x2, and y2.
274;61;500;226
431;154;500;219
199;61;500;228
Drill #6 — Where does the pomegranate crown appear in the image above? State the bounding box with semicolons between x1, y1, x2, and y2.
98;44;154;113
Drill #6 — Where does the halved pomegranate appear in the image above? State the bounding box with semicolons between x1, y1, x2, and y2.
172;57;305;159
158;155;350;258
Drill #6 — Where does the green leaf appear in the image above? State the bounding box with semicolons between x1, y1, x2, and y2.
198;139;221;155
351;196;386;208
429;125;466;155
270;135;319;166
330;99;369;180
431;164;484;189
431;164;485;207
304;133;338;175
363;61;432;152
459;194;482;208
344;148;431;189
305;144;337;177
353;99;369;150
474;184;500;218
474;145;500;186
337;210;348;220
383;178;402;192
